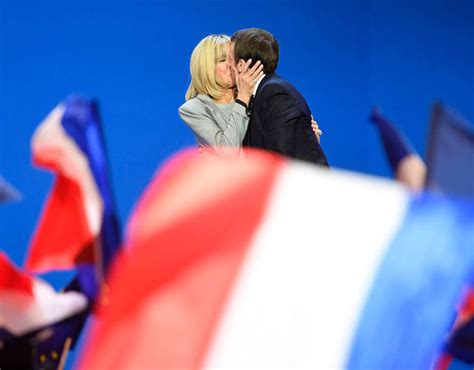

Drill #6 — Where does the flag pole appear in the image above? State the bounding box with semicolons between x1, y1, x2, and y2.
58;337;72;370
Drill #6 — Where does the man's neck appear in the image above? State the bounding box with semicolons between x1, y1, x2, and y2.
253;73;266;96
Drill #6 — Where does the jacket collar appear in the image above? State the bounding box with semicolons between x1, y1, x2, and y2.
196;93;213;103
255;73;275;96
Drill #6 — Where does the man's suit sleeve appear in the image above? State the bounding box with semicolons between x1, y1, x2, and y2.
260;90;328;165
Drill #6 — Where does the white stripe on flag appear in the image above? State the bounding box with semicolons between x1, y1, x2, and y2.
204;163;409;369
0;278;87;335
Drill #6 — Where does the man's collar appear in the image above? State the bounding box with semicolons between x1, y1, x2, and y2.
253;74;266;96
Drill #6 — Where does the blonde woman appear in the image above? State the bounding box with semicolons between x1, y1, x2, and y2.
179;34;263;152
179;34;322;152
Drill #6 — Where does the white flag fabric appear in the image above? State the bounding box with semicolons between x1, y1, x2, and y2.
0;252;88;336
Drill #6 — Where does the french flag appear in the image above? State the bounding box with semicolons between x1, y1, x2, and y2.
80;149;474;369
25;96;121;298
0;252;87;337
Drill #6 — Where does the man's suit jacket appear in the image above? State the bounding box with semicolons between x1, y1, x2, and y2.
243;73;329;166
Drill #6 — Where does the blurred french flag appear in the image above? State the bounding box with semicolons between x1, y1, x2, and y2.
25;96;121;300
79;149;474;370
0;252;88;368
0;252;87;337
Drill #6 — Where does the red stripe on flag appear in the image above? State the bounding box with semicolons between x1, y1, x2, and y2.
25;175;95;272
80;149;285;370
433;353;453;370
0;252;33;295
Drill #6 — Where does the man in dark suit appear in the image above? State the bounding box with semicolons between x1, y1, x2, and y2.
229;28;329;166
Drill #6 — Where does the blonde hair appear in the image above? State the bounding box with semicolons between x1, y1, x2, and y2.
185;34;231;101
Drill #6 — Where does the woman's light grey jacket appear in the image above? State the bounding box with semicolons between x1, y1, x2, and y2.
178;94;249;150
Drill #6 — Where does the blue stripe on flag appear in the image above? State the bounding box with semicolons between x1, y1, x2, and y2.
347;194;474;369
61;95;121;300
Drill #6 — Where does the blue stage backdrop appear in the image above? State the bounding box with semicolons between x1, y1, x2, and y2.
0;0;473;327
1;0;473;268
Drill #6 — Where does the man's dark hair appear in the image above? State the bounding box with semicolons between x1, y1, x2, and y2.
231;28;279;74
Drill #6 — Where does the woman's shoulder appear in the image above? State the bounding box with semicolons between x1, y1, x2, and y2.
179;94;213;114
178;95;217;127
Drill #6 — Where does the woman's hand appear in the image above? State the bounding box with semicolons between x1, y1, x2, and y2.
311;115;323;145
234;59;264;105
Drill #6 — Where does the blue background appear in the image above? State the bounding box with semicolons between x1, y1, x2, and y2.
0;0;473;367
